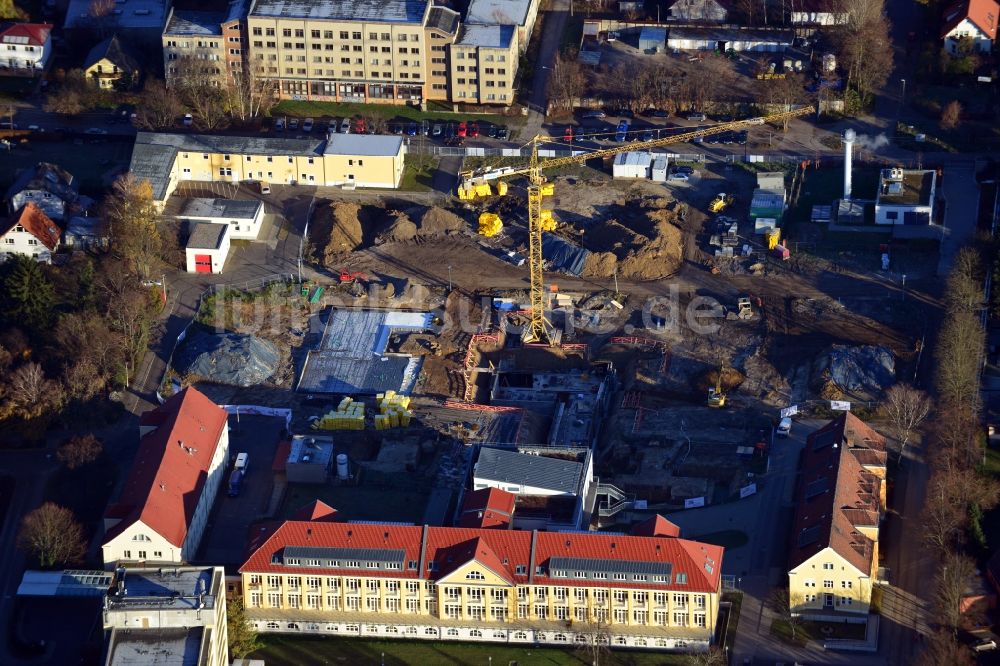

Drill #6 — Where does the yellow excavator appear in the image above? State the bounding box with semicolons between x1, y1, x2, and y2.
707;364;727;408
459;105;815;345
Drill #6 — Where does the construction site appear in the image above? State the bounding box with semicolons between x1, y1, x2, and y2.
169;107;927;537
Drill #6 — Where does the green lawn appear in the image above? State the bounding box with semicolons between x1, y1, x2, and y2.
0;138;132;194
770;618;865;646
271;100;518;128
401;155;438;192
251;635;692;666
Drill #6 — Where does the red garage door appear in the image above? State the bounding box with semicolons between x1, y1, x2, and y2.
194;254;213;273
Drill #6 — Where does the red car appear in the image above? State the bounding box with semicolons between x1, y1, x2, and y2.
563;126;574;142
457;121;468;137
469;121;480;138
352;117;366;133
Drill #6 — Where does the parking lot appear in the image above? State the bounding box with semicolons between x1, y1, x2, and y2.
196;414;287;567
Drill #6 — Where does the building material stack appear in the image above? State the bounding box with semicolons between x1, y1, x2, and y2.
374;391;413;429
311;397;365;430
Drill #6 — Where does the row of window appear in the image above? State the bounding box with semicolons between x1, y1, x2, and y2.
261;622;688;648
802;579;854;589
120;550;164;559
251;27;419;42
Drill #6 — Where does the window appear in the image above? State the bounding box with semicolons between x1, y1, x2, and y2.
840;596;853;606
137;550;146;559
673;611;689;626
673;593;688;607
466;571;484;580
535;605;548;619
804;579;816;588
267;593;281;607
823;580;834;588
823;563;834;570
841;581;853;588
633;609;648;624
252;27;262;36
694;595;706;609
311;30;320;38
676;573;688;584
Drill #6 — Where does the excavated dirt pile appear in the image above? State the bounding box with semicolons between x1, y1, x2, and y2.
579;197;684;281
314;202;468;263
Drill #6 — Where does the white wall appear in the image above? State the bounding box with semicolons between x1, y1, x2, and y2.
874;203;933;225
944;18;994;54
0;37;51;69
0;227;55;262
102;520;180;567
250;617;710;652
182;425;230;562
185;228;231;273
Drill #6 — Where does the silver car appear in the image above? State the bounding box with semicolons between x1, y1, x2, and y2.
340;118;351;134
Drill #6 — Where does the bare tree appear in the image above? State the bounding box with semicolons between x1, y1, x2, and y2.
547;50;587;112
881;384;931;454
768;588;805;642
172;54;229;130
829;0;893;108
57;434;104;469
934;552;976;633
6;362;63;420
575;615;612;665
684;646;727;666
226;67;277;124
104;174;162;279
134;80;186;130
940;100;963;130
918;629;975;666
17;502;86;568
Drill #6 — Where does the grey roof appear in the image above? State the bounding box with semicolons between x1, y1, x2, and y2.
283;546;406;568
64;0;167;30
187;222;227;249
325;133;404;157
5;162;77;201
457;23;515;48
128;141;178;201
17;570;113;597
474;448;584;495
164;10;225;36
667;26;793;43
249;0;427;22
107;627;203;666
426;5;459;34
107;567;218;612
138;131;325;157
466;0;532;26
549;556;673;582
180;197;263;221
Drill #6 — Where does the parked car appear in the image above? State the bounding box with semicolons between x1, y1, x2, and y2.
406;122;418;136
777;417;792;437
340;118;351;133
640;130;654;142
444;136;464;147
580;109;606;119
485;124;498;138
673;165;695;175
469;121;480;138
288;117;299;130
260;182;271;195
736;130;748;145
616;108;634;119
302;117;314;132
432;123;443;137
352;117;365;133
182;113;193;127
685;111;707;121
84;127;108;135
457;121;468;137
667;172;689;182
691;135;704;144
973;638;997;652
643;108;669;118
497;127;509;140
444;122;456;139
563;125;574;142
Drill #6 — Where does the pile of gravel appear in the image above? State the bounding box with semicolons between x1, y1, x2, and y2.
822;344;895;396
175;331;279;387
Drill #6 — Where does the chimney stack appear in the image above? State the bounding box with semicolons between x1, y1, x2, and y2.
843;129;856;200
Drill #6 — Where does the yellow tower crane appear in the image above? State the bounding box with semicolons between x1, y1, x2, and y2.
460;105;815;345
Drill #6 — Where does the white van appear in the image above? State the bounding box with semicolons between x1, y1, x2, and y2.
235;452;250;471
776;418;792;437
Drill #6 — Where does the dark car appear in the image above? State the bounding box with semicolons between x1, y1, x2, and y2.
497;127;509;140
616;108;635;119
485;124;498;138
444;122;456;138
640;130;655;142
444;136;465;146
406;122;418;136
392;123;404;135
736;130;748;145
673;165;695;175
643;108;669;118
579;109;606;119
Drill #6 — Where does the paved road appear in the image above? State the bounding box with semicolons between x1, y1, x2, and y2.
520;0;570;141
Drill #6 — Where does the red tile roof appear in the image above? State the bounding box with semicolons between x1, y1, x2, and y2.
293;500;340;522
941;0;1000;40
242;517;724;593
0;23;53;47
788;414;886;574
630;515;682;538
104;387;229;549
0;202;61;251
459;487;515;529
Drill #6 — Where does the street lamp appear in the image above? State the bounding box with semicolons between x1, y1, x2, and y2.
447;265;453;292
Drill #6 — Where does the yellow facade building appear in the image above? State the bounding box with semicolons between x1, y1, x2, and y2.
787;413;887;616
239;507;724;652
447;24;518;105
83;35;139;90
129;132;405;206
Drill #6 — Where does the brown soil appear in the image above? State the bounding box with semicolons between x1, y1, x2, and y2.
312;201;369;262
579;199;685;281
378;210;418;244
412;206;467;235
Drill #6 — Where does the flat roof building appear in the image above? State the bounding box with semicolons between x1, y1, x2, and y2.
180;198;265;240
104;566;229;666
465;0;538;53
874;167;936;226
186;221;231;274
